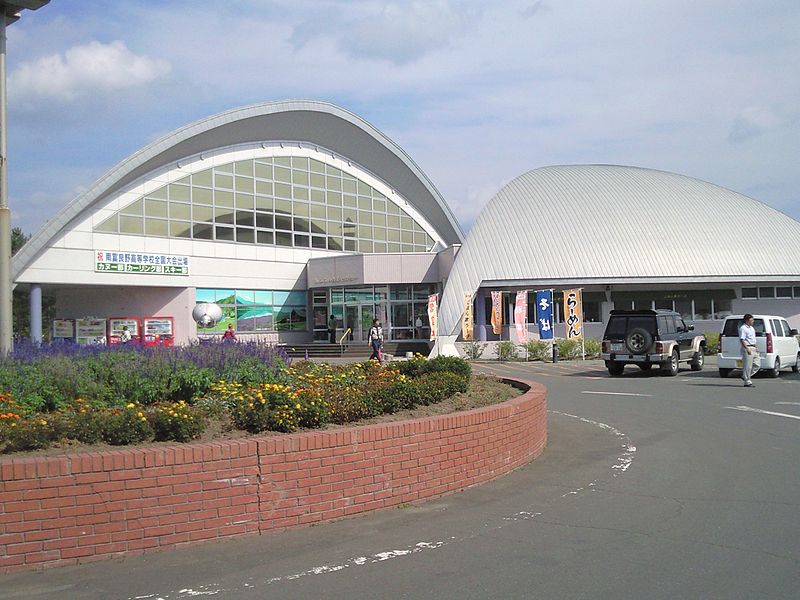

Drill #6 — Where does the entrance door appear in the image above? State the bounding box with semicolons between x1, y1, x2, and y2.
345;306;361;341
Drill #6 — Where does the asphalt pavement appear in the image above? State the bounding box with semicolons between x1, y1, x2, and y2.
1;357;798;599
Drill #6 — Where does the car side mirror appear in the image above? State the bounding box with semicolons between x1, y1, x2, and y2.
791;329;799;336
688;325;694;331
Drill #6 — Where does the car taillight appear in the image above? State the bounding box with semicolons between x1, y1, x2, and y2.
602;341;610;353
655;341;663;353
766;333;773;353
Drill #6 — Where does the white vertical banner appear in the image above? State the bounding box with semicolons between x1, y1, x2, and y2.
462;292;474;341
514;291;528;343
428;293;439;341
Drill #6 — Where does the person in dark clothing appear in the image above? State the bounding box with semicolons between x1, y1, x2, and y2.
328;314;337;344
368;319;384;363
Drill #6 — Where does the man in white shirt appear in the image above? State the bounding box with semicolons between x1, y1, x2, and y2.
739;314;759;387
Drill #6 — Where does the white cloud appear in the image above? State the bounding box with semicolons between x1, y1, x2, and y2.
9;40;171;101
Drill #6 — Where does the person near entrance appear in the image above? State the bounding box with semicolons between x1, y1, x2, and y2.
369;318;384;363
119;325;132;344
739;313;759;387
415;315;423;339
328;314;337;344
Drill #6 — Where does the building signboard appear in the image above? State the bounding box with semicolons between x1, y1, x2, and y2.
95;250;189;275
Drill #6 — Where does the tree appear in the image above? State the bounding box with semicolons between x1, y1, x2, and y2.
11;228;56;341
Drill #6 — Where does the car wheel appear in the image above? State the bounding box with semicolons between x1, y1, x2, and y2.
637;363;653;371
690;348;704;371
606;361;624;376
662;349;679;376
719;368;732;378
793;353;800;373
770;356;781;378
625;327;653;354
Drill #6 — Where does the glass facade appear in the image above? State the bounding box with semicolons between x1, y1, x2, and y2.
195;288;307;332
96;157;436;253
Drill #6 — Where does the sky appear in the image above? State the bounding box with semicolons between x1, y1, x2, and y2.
5;0;800;236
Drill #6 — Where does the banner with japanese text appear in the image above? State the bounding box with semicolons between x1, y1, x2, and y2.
514;291;528;343
428;294;439;341
535;290;554;340
563;288;584;339
490;291;502;335
95;250;189;275
462;292;474;341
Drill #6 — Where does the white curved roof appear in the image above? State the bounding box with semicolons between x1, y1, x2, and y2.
13;100;464;280
439;165;800;335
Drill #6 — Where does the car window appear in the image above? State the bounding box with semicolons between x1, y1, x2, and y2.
723;318;766;336
605;317;626;337
657;316;668;334
629;316;656;334
770;319;781;336
675;317;687;333
781;320;792;336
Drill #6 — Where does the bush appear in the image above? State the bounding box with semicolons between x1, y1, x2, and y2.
101;403;153;445
61;399;105;444
419;356;471;379
704;332;719;354
584;338;601;358
150;401;206;442
496;340;519;361
228;383;298;433
525;339;551;361
0;415;58;452
463;341;486;360
555;338;582;360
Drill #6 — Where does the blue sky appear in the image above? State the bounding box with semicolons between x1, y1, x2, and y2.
6;0;800;235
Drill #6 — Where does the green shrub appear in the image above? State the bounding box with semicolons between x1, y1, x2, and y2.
228;383;298;433
525;339;551;361
150;401;206;442
704;332;720;354
61;401;105;444
496;340;519;361
419;356;471;379
463;341;486;360
555;338;582;360
584;338;601;358
101;404;153;445
396;354;427;378
0;415;58;452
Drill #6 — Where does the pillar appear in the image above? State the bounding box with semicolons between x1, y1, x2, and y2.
476;287;487;341
29;283;41;344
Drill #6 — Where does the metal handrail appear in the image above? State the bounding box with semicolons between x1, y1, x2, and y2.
338;328;351;356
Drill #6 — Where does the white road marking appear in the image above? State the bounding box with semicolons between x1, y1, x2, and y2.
775;401;800;406
582;391;652;397
126;410;635;599
725;406;800;421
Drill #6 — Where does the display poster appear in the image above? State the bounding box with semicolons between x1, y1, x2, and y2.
95;250;189;275
461;292;474;341
109;318;140;344
563;288;584;339
427;294;439;341
75;318;107;345
52;319;75;340
145;318;173;336
514;291;528;343
535;290;554;340
490;291;503;335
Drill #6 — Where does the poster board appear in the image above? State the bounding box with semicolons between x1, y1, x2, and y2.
108;317;141;345
143;317;174;346
75;318;107;345
52;319;75;342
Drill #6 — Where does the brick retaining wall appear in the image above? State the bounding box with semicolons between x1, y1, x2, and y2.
0;379;546;573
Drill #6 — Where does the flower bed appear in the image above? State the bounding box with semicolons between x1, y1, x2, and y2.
0;346;472;454
0;377;546;573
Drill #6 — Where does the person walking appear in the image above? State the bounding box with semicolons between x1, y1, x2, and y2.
739;313;759;387
119;325;132;344
368;318;384;363
328;314;337;344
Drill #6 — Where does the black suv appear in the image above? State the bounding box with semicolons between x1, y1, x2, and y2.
600;309;707;376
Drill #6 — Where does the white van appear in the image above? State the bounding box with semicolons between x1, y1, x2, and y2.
718;315;800;378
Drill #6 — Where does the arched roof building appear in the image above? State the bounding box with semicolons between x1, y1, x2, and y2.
436;165;800;351
14;101;463;346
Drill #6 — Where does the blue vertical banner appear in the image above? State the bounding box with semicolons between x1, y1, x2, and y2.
535;290;554;340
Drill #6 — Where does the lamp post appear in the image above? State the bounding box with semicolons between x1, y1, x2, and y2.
0;1;49;354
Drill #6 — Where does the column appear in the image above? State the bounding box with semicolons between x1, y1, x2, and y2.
29;283;42;344
476;287;487;341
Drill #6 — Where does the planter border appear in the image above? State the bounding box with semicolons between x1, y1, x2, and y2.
0;379;546;573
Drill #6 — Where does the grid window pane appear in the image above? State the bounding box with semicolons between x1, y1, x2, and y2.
121;199;143;216
193;187;213;205
215;190;234;208
192;170;213;187
276;232;292;246
215;173;233;189
215;206;234;225
170;221;192;238
170;202;191;220
95;214;118;232
254;163;273;180
257;230;274;245
234;160;253;176
236;211;254;227
255;195;273;210
193;223;213;239
235;177;254;193
145;218;168;236
145;199;168;218
120;216;144;234
256;213;274;229
216;226;235;241
236;228;255;243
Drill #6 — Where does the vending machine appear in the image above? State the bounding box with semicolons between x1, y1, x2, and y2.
142;316;174;346
108;317;142;345
75;318;108;345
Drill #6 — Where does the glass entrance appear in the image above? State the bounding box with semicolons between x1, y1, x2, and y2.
344;304;384;341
